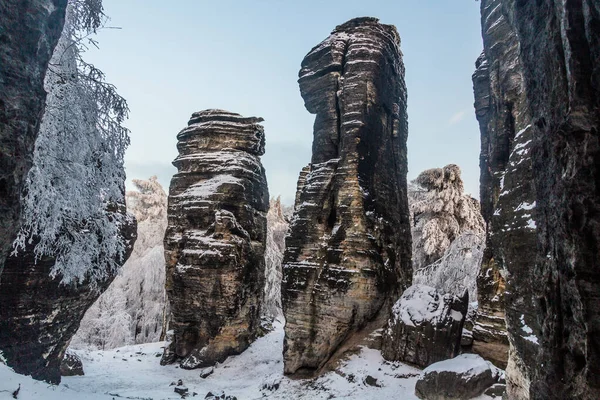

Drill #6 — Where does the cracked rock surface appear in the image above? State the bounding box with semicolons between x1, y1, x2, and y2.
162;110;269;369
282;17;411;376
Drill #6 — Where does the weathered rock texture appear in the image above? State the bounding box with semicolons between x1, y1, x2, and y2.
472;0;539;376
0;0;67;273
0;204;136;384
501;1;599;399
415;354;502;400
162;110;269;369
382;284;468;368
476;0;600;398
282;17;411;376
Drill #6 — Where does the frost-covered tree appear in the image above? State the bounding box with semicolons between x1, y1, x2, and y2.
72;177;168;349
410;165;485;301
11;0;130;286
262;196;290;319
410;164;485;270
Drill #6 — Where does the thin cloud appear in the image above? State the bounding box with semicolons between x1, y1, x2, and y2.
448;110;467;126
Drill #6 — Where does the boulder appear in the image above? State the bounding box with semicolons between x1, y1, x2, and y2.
282;16;411;376
382;284;468;368
162;110;269;369
414;354;501;400
60;352;84;377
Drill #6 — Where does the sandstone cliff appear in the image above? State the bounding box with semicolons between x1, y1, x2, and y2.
476;0;600;398
500;1;600;398
0;204;136;384
472;0;539;380
162;110;269;369
282;17;411;376
0;0;67;273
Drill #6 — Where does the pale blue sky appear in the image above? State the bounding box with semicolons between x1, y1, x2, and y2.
86;1;483;205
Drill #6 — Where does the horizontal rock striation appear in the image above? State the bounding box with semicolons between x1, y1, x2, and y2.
162;110;269;369
0;204;136;384
282;17;411;376
0;0;67;273
382;284;468;368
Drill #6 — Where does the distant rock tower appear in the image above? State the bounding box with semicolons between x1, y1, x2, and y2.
162;110;269;369
282;17;412;375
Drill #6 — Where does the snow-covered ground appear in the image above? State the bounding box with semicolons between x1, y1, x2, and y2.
0;321;495;399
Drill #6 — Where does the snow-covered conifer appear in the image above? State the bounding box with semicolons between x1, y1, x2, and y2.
409;165;485;300
72;177;168;348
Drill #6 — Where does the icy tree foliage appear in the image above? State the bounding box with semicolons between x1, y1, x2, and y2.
409;165;485;300
11;0;130;285
262;196;290;319
72;177;168;349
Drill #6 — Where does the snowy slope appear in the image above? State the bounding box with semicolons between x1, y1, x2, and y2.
1;322;496;399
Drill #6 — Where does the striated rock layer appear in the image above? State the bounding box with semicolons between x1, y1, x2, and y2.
162;110;269;369
0;204;136;384
282;17;411;376
0;0;67;273
501;1;600;399
472;0;539;379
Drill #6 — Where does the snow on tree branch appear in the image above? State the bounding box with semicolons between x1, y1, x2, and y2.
409;165;485;301
11;0;130;286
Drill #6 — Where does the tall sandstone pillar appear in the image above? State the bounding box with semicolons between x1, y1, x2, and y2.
282;17;411;375
162;110;269;369
476;1;600;399
0;0;67;273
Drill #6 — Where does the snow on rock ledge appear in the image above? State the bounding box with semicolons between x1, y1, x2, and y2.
382;284;468;368
415;353;503;400
161;109;269;369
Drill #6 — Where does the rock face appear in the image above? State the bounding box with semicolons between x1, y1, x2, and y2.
0;204;136;384
162;110;269;369
414;354;502;400
476;1;600;398
382;284;468;368
281;17;411;376
499;2;600;399
472;0;539;376
0;0;67;272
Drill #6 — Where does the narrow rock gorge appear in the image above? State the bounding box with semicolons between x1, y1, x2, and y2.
476;0;600;398
0;204;136;384
0;0;67;272
162;110;269;369
282;17;411;376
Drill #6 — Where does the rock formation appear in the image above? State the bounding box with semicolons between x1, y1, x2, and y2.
476;0;600;398
500;1;599;399
414;354;503;400
472;0;538;377
382;284;468;368
0;203;136;384
0;0;67;273
282;17;411;376
162;109;269;369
